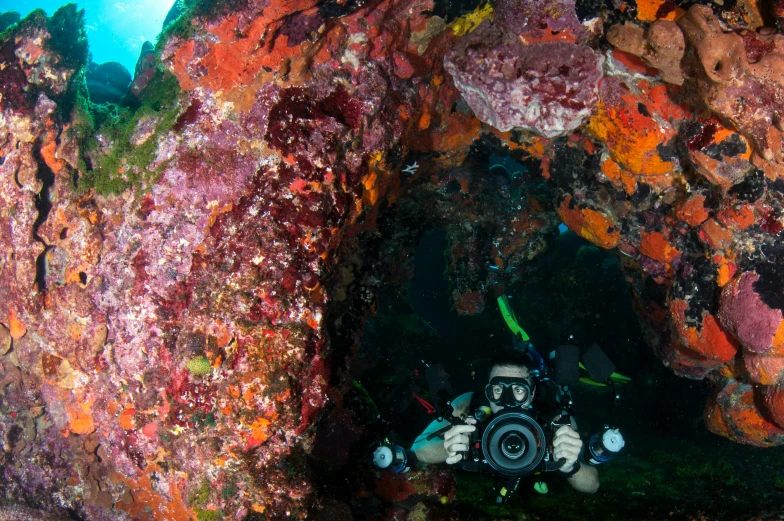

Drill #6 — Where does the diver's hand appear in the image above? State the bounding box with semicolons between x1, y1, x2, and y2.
553;424;583;473
443;419;476;464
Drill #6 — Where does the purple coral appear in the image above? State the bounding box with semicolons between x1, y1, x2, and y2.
719;271;783;354
444;22;603;137
495;0;586;41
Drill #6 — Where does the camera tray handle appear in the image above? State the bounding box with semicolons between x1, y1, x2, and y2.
424;408;479;468
543;457;567;472
423;399;464;441
543;412;572;471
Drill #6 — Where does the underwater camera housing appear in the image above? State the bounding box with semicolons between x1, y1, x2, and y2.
460;408;572;477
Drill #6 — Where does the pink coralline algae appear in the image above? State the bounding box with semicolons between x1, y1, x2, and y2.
443;0;603;137
495;0;586;41
719;270;784;354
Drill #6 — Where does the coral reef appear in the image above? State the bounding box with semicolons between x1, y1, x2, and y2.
4;0;784;517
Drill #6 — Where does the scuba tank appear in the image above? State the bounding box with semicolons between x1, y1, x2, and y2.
586;426;625;464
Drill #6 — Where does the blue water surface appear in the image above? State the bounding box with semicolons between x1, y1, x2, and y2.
6;0;175;73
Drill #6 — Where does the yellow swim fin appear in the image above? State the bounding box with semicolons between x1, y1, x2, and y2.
609;372;632;383
577;362;631;386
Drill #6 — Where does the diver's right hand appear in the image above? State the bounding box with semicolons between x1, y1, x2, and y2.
443;419;477;464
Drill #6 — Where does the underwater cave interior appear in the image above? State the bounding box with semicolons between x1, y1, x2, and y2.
6;0;784;520
309;149;784;521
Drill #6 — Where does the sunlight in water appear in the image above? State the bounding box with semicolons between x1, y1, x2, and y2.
5;0;175;72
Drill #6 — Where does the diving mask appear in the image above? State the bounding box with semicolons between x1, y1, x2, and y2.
485;376;534;408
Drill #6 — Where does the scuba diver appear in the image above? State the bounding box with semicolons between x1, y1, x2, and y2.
410;348;600;493
372;296;628;504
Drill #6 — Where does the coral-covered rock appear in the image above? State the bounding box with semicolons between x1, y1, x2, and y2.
744;353;784;385
773;0;784;33
606;20;685;85
375;468;456;505
684;117;754;190
8;0;784;513
495;0;586;42
443;0;603;137
557;196;620;249
675;195;710;227
127;41;156;101
720;270;784;355
0;0;422;517
764;380;784;429
705;380;784;447
679;5;784;164
453;289;486;315
640;231;680;265
586;75;688;190
670;299;738;365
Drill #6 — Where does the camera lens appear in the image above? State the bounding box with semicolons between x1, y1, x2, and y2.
500;432;526;459
482;411;547;477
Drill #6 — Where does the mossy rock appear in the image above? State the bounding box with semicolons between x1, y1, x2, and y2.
195;509;223;521
188;479;211;507
186;356;212;376
46;4;88;71
80;68;182;195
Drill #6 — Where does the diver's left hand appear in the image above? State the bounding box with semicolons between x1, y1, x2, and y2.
553;424;583;474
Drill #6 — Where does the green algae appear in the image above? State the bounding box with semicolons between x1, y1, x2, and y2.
189;479;211;507
443;436;784;521
45;4;88;71
352;379;379;411
0;12;20;34
0;11;24;39
220;481;238;500
195;509;224;521
157;12;196;48
186;356;213;376
11;9;48;37
156;0;250;47
80;68;182;196
187;411;217;430
452;474;516;520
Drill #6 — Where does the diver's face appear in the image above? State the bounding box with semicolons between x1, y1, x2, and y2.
488;365;534;413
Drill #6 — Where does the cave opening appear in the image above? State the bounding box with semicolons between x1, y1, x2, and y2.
307;143;784;520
